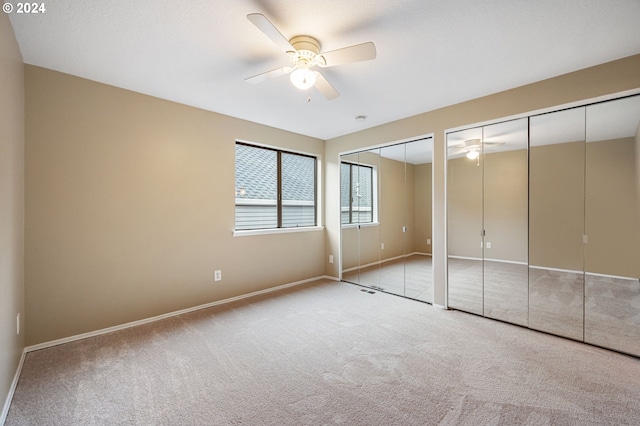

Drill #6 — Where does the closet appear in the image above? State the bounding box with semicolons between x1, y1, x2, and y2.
447;118;529;325
341;138;433;303
447;94;640;356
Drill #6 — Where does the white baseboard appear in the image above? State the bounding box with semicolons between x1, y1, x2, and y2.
345;252;432;273
1;349;26;426
25;275;330;353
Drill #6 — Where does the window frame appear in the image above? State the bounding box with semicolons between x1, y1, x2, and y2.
340;161;378;226
234;141;318;233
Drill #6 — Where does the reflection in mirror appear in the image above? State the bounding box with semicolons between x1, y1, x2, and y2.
447;119;528;322
529;107;586;340
353;148;381;289
404;139;433;303
340;138;433;303
340;152;362;285
378;144;407;295
447;127;484;315
584;95;640;356
482;119;528;326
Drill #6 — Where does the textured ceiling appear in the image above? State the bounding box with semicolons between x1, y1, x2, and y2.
8;0;640;140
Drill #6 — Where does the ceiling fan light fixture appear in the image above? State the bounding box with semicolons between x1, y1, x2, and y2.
290;67;317;90
466;149;480;160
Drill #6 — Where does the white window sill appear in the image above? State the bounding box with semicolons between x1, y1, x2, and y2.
341;222;379;229
233;226;324;237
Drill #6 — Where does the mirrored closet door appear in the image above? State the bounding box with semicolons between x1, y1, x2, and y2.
583;95;640;356
529;107;586;340
341;138;433;303
341;150;380;287
447;93;640;357
447;118;528;324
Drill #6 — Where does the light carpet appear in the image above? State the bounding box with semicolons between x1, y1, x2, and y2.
6;279;640;425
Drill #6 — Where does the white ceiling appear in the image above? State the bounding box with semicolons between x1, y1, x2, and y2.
8;0;640;140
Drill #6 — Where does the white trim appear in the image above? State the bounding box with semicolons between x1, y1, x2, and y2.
341;222;379;229
483;258;528;265
585;272;639;282
432;303;447;310
233;225;323;237
1;350;26;425
322;275;340;282
24;275;330;353
528;265;584;275
338;133;435;156
448;255;526;265
443;89;640;136
448;255;483;262
235;138;319;159
343;252;431;273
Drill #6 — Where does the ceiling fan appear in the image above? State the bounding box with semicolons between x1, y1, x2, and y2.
448;139;505;160
245;13;377;100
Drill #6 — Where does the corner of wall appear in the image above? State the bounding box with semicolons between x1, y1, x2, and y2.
0;12;25;425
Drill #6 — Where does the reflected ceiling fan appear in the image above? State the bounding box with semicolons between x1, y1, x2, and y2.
448;139;504;160
245;13;377;100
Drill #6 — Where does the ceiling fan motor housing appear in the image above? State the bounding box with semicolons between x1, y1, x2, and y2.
288;36;325;67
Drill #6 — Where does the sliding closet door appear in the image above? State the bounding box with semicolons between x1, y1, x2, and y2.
529;108;586;340
447;127;484;315
378;144;406;295
584;95;640;356
405;139;433;303
341;152;363;285
356;148;382;289
482;119;528;326
341;139;433;302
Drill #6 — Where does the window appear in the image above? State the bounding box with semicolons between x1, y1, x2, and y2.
235;142;317;230
341;162;374;224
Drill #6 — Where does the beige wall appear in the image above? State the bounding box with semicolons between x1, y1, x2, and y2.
19;52;640;344
24;66;325;345
447;156;483;259
379;155;411;260
326;54;640;306
585;138;639;278
530;141;586;270
413;163;432;255
0;13;25;417
448;149;528;262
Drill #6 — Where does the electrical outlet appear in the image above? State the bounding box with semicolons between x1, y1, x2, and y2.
214;270;222;282
486;242;492;249
381;243;385;250
329;255;334;264
427;239;431;245
17;313;20;335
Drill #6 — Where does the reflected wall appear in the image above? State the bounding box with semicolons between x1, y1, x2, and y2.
447;119;528;324
341;138;433;303
447;94;640;357
583;96;640;356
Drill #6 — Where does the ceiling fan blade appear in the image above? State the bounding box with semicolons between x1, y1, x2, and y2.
319;42;376;67
247;13;295;53
448;147;469;155
314;72;339;100
245;67;292;84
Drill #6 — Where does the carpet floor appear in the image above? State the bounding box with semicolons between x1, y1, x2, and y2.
6;279;640;425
